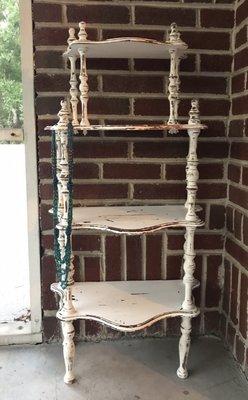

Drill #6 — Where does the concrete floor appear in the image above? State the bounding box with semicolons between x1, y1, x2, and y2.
0;337;247;400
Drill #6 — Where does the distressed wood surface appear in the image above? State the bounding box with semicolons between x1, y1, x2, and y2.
45;123;206;132
56;205;203;234
51;280;199;331
64;37;187;60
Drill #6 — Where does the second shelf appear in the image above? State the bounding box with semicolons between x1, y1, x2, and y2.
57;205;203;234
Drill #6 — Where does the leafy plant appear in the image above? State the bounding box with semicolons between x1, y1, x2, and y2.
0;0;23;128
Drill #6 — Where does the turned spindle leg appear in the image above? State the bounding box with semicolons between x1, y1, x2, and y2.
177;316;192;379
61;320;76;384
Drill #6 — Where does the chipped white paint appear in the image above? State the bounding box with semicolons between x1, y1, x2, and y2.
45;122;206;132
185;100;201;222
68;56;79;126
167;23;182;132
58;205;203;234
61;320;75;384
51;281;200;331
177;316;192;379
48;21;205;383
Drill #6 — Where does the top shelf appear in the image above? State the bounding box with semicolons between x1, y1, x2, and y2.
64;22;187;59
64;37;187;59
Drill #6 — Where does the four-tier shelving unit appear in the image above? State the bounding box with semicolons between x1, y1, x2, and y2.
45;21;206;385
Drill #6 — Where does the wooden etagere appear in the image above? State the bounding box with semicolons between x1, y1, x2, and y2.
46;21;206;385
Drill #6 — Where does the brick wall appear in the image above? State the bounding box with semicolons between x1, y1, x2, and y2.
221;0;248;376
33;0;233;342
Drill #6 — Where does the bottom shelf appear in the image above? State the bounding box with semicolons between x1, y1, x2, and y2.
51;280;199;332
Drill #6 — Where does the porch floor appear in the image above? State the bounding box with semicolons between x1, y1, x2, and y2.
0;337;247;400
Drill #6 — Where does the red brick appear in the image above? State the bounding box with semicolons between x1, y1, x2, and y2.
103;163;161;180
134;183;185;199
126;236;142;280
229;185;248;209
204;311;221;335
206;255;222;307
33;3;62;22
228;164;240;183
235;335;245;365
35;51;63;69
232;73;245;94
226;206;234;233
74;163;99;179
166;163;224;181
244;216;248;246
235;25;247;49
40;203;53;231
74;141;128;159
200;54;232;72
73;235;101;252
134;141;188;158
135;6;196;27
89;97;130;115
223;259;231;314
233;94;248;115
35;74;98;93
134;54;196;73
181;76;227;94
67;5;130;24
41;255;56;310
103;75;163;94
198;183;227;199
231;142;248;161
34;27;97;46
73;184;128;200
239;273;248;339
234;210;242;241
201;9;234;28
146;235;162;280
198;141;229;158
202;120;226;137
168;233;223;250
85;320;102;337
236;0;248;25
226;238;248;269
87;58;129;71
230;264;239;325
166;255;182;280
36;96;63;115
105;236;121;281
234;47;248;71
243;166;248;186
209;205;226;229
43;316;60;342
229;119;245;137
102;28;164;41
134;98;169;116
39;162;99;179
85;258;101;282
182;31;230;51
166;316;181;336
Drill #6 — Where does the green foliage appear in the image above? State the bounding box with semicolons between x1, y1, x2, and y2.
0;0;23;128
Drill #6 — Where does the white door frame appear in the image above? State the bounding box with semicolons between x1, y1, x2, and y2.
0;0;42;345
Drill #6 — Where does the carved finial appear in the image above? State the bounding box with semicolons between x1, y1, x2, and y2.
67;27;76;45
78;21;87;41
188;99;200;125
169;23;181;43
58;100;70;128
